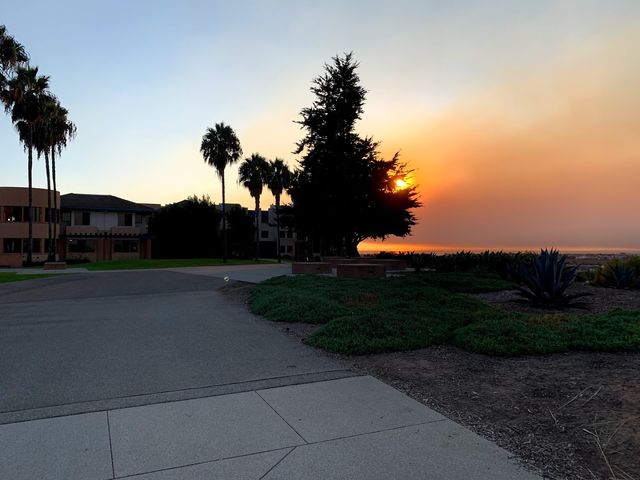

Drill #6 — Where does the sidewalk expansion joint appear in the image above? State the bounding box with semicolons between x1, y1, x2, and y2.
255;390;309;444
112;446;296;479
259;446;296;479
106;411;115;479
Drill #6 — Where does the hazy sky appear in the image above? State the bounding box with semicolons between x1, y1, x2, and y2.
2;1;639;251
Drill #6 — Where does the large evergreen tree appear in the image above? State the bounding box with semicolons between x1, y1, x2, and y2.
289;53;419;256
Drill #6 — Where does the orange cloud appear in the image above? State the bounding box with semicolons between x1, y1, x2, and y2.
367;26;640;252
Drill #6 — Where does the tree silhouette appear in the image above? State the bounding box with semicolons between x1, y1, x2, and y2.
149;195;221;258
289;53;420;256
200;123;242;263
266;158;292;263
15;93;58;260
3;66;50;264
238;153;269;261
227;205;255;258
48;102;76;258
0;25;28;94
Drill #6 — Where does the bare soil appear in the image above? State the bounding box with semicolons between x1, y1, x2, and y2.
352;347;640;480
224;281;640;479
476;283;640;315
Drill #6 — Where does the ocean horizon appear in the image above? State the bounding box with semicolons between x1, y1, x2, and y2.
358;242;640;255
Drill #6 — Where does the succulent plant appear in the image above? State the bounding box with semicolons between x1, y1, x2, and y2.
592;259;640;289
513;249;590;308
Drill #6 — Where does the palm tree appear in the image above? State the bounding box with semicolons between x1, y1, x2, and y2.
266;158;292;263
15;94;56;260
0;25;28;94
3;66;50;265
200;123;242;263
49;102;76;258
239;154;269;261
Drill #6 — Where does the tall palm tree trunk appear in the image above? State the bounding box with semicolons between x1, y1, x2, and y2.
254;196;260;261
221;173;227;263
26;125;33;266
51;146;58;260
45;150;53;261
275;195;281;263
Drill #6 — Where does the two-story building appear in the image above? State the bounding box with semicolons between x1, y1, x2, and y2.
255;205;298;258
0;186;61;267
60;193;156;262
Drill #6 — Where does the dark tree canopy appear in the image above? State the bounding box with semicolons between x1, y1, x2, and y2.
289;53;420;256
149;196;256;259
226;205;255;258
149;195;222;258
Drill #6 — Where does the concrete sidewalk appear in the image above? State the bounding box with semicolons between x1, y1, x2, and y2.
168;263;291;284
0;376;540;480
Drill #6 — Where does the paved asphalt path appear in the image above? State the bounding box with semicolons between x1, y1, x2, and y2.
0;270;349;423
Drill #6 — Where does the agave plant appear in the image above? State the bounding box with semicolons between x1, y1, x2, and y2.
514;249;590;308
592;259;640;289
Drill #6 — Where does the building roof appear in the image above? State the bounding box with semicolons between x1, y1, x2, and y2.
61;194;157;214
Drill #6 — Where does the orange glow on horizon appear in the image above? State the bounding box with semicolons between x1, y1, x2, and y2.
358;241;640;255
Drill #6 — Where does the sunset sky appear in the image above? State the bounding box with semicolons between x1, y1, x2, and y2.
2;1;639;252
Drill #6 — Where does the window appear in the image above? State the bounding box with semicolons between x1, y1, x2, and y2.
286;245;293;253
68;239;95;253
280;246;286;253
23;239;41;253
118;213;133;227
61;211;71;225
74;211;91;225
113;240;138;253
135;214;146;227
3;238;21;253
279;230;285;238
287;231;293;239
260;211;269;223
3;206;24;222
260;230;269;239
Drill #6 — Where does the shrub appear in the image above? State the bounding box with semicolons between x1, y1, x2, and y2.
406;252;436;272
513;249;589;308
592;257;640;289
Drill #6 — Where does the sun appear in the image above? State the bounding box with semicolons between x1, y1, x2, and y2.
394;178;409;191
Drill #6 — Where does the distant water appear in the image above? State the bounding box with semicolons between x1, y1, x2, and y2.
358;242;640;255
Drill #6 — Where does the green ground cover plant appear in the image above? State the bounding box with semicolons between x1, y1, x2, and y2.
75;258;274;271
249;273;640;356
0;272;55;283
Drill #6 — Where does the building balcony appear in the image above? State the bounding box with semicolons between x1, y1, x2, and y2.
64;225;99;236
111;226;144;236
62;226;145;237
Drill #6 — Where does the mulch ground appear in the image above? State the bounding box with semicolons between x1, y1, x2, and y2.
352;347;639;480
222;281;640;480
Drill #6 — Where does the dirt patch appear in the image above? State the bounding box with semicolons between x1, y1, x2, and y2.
476;283;640;314
352;347;640;480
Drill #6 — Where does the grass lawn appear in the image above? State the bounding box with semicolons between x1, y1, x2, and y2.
249;272;640;356
73;258;274;271
0;272;56;283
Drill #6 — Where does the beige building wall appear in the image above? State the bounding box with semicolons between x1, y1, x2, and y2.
0;187;61;265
